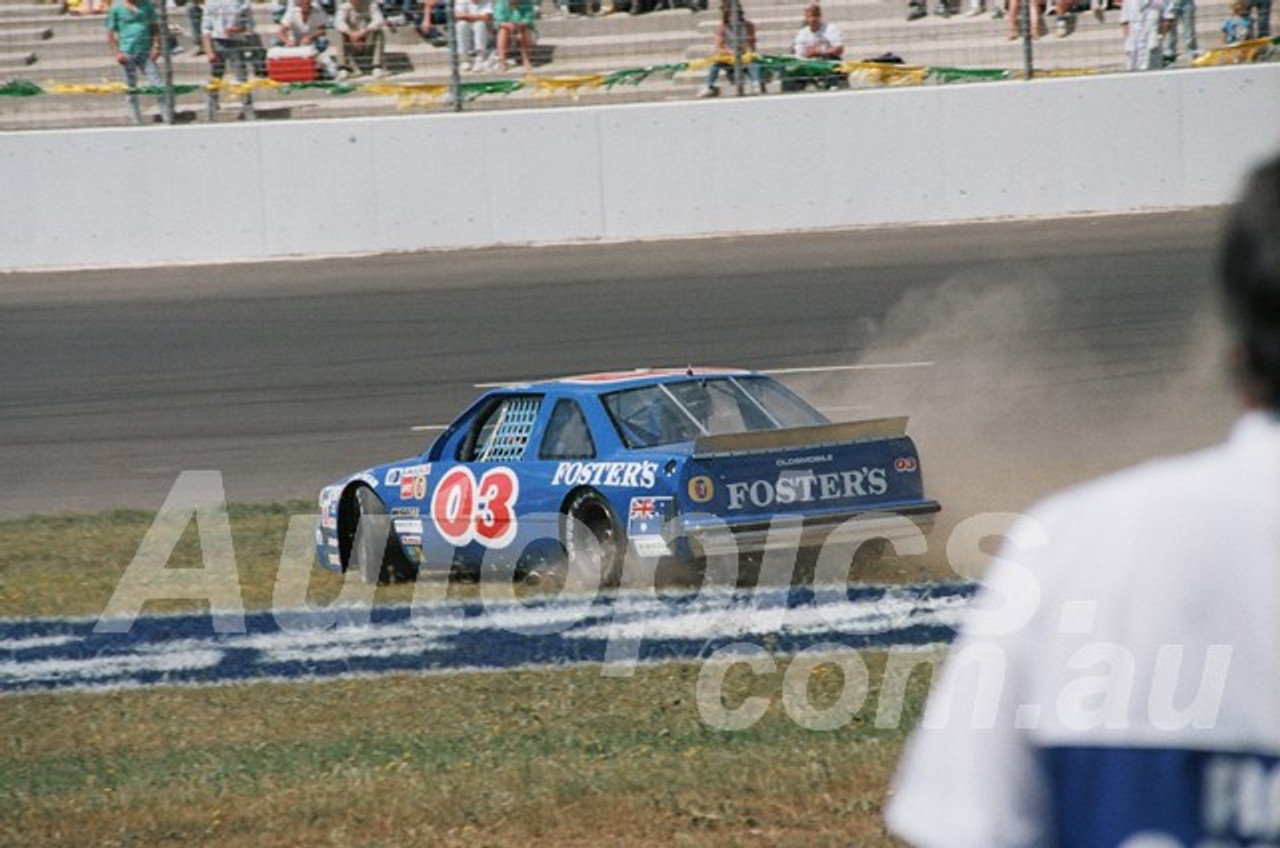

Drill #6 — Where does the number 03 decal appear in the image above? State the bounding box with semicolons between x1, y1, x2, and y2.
430;467;520;549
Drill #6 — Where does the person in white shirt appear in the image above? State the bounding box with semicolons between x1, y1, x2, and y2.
784;3;846;91
454;0;494;71
202;0;258;120
277;0;340;77
1121;0;1175;69
334;0;387;78
887;153;1280;848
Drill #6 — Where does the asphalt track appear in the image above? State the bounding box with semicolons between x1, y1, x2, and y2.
0;210;1236;520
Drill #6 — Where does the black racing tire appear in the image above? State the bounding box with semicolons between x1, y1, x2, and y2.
350;487;414;585
563;490;626;587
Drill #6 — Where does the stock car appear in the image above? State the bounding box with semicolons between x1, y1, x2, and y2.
315;367;941;584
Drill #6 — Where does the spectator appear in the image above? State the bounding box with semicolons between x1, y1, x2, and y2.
1120;0;1174;69
1052;0;1078;35
907;0;955;19
278;0;341;77
960;0;1016;18
105;0;173;124
335;0;388;77
178;0;205;55
493;0;535;72
783;3;845;91
454;0;494;71
418;0;449;44
698;2;764;97
202;0;259;119
1160;0;1198;62
1222;0;1255;42
1006;0;1046;38
381;0;414;26
888;154;1280;848
1250;0;1270;36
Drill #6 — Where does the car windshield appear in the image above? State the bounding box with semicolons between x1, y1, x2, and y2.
602;376;829;448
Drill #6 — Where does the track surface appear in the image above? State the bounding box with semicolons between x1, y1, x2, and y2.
0;211;1236;519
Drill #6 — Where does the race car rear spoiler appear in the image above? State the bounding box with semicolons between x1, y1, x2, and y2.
692;416;909;459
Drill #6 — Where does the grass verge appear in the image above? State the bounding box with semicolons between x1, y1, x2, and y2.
1;655;928;847
0;501;954;620
1;502;945;845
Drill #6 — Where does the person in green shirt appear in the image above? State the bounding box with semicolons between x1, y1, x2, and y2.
493;0;535;71
105;0;173;124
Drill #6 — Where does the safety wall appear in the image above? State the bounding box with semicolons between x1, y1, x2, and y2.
2;64;1278;272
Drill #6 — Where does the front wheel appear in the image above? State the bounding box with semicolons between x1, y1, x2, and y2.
350;487;414;585
563;490;625;587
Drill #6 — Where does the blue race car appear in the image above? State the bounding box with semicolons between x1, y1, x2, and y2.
315;367;940;584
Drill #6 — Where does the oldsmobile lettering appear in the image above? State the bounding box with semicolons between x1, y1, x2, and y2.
552;461;658;489
776;453;833;468
726;466;888;510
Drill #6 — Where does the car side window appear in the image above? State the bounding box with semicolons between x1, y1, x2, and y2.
459;395;542;462
539;399;596;460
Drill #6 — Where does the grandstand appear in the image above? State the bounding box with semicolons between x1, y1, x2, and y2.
0;0;1263;129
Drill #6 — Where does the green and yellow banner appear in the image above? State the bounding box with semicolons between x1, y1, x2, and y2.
2;41;1276;108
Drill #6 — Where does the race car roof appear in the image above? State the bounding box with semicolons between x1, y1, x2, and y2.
501;367;756;394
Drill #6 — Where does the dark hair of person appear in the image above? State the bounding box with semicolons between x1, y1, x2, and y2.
1221;155;1280;411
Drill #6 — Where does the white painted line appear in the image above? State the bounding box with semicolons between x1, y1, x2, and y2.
410;424;449;432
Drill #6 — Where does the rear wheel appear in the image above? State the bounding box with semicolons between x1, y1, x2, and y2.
563;490;625;587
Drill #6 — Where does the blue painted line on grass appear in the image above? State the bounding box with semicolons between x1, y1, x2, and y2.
0;582;977;694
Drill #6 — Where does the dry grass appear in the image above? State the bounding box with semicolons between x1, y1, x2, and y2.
1;657;927;847
0;502;448;620
0;502;954;620
0;502;943;846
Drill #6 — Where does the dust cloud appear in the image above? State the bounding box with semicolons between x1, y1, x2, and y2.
788;271;1238;578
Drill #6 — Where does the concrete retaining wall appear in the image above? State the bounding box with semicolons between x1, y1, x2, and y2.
2;63;1278;271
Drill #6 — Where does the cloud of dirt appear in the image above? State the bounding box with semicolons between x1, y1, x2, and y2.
786;271;1238;576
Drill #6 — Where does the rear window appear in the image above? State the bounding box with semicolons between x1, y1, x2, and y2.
602;376;827;448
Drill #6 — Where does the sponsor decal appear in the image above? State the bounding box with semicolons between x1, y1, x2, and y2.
390;506;420;517
393;518;424;536
628;496;672;557
688;475;715;503
326;552;341;566
401;534;422;547
321;515;337;530
430;466;520;549
726;467;889;510
894;456;918;473
776;453;833;468
552;461;658;489
386;464;432;500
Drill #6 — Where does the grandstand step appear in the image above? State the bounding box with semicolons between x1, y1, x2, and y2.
0;46;36;65
0;2;61;19
0;22;50;42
